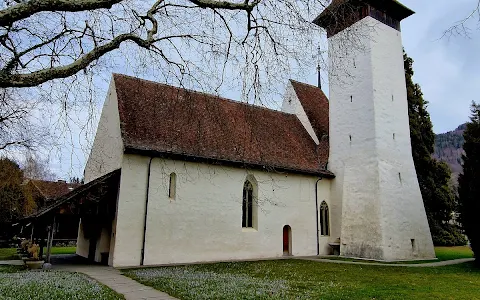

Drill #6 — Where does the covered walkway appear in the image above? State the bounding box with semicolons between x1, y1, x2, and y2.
18;170;121;264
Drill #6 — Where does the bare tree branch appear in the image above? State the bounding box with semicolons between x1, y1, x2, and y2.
188;0;260;11
443;0;480;38
0;0;123;26
0;0;285;88
0;88;44;151
0;0;351;108
0;32;200;87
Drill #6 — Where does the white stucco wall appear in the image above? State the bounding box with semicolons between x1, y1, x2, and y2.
328;16;434;260
76;219;113;264
76;221;89;258
83;78;124;183
111;155;332;267
94;227;111;263
77;76;124;261
111;155;150;266
281;83;320;144
108;209;118;266
371;19;435;260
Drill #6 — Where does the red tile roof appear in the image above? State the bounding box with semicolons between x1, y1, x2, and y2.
113;74;333;177
31;180;80;200
290;80;330;166
290;80;329;140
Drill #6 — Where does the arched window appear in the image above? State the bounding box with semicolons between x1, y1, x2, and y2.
169;173;176;199
320;201;330;236
242;180;254;228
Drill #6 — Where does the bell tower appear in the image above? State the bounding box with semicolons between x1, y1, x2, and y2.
314;0;435;260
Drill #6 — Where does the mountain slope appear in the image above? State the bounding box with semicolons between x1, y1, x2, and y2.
434;123;466;180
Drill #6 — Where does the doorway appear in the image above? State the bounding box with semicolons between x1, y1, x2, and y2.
88;237;97;261
283;225;292;256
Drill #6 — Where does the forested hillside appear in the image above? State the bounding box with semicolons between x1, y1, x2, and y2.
434;124;466;181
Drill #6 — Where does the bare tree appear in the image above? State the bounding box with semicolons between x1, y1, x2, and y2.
22;153;56;180
0;88;41;151
0;0;338;91
443;0;480;38
0;0;369;180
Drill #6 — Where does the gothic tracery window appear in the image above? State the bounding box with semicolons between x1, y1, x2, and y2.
242;180;254;228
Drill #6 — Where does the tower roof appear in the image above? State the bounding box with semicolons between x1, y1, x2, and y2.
314;0;414;29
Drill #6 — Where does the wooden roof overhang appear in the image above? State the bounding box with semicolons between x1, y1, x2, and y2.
21;169;121;225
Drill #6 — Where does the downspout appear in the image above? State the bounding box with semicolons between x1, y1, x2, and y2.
315;177;323;256
140;157;154;266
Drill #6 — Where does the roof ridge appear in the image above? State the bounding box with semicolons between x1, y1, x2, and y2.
289;79;324;91
113;73;295;117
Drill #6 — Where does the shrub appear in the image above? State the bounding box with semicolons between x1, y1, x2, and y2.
431;223;467;246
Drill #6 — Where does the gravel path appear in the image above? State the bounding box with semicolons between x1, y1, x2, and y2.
55;265;178;300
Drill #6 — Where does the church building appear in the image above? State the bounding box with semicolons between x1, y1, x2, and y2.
77;0;435;267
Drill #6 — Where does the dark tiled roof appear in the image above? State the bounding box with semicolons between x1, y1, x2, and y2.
31;180;80;200
314;0;352;24
314;0;414;26
113;74;333;177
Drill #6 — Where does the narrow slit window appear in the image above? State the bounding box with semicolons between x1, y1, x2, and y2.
320;201;330;236
350;95;353;102
169;173;176;199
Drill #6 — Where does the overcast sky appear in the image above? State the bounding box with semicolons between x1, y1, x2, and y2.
392;0;479;133
48;0;480;179
300;0;479;134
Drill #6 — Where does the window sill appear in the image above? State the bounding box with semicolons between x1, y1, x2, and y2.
242;228;258;233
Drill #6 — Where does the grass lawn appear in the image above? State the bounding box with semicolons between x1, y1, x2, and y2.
124;260;480;300
0;247;77;260
435;246;474;261
0;248;18;260
0;265;123;300
46;246;77;255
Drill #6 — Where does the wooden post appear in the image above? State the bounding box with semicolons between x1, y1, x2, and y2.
39;228;45;259
46;217;56;263
45;226;52;262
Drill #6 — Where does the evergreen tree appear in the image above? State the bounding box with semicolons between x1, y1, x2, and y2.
404;52;465;246
0;158;25;236
458;102;480;265
0;157;38;237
